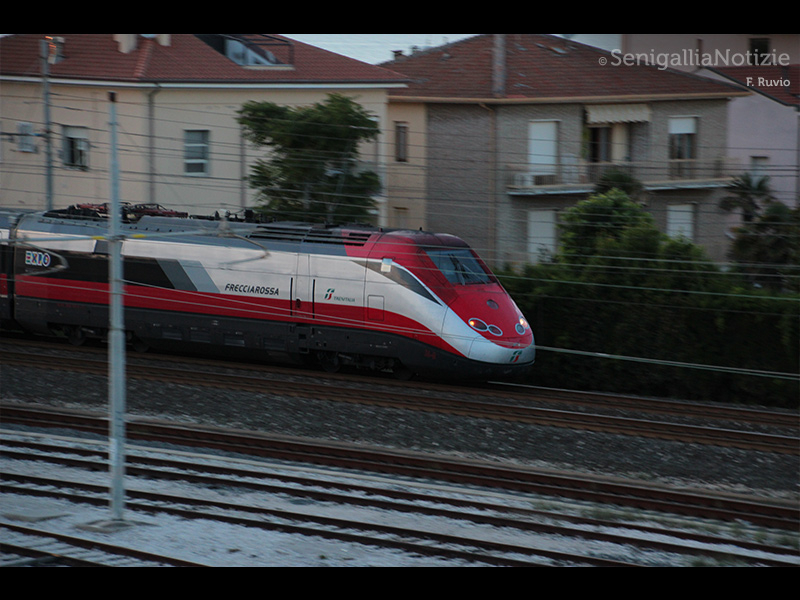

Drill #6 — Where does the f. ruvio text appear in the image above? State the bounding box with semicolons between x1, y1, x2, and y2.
746;77;791;87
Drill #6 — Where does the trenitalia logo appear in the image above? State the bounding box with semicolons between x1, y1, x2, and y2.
25;251;52;268
510;351;523;364
324;288;356;303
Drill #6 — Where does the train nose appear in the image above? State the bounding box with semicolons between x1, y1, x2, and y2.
442;290;535;364
458;293;532;340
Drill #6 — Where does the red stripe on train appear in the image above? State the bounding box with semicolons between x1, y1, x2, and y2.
15;276;463;356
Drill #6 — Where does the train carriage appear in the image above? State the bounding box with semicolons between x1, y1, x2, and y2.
5;207;535;380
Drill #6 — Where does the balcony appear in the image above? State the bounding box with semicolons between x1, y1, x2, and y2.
506;157;741;195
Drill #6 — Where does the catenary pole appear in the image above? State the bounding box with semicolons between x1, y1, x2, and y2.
40;39;54;212
108;91;127;522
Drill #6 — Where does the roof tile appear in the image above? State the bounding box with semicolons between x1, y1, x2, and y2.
0;34;408;85
713;65;800;107
382;34;746;101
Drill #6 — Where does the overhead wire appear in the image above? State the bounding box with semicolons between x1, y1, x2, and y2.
2;85;798;295
1;40;796;395
3;214;796;380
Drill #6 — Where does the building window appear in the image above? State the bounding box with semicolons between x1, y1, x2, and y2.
749;38;771;64
16;122;36;153
392;206;409;228
669;117;697;178
225;39;277;66
667;204;695;241
63;126;89;170
588;126;612;164
528;121;559;177
528;209;557;263
750;156;769;179
395;122;409;162
184;130;210;176
669;118;697;159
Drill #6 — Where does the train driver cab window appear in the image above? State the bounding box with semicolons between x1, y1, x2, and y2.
426;248;493;285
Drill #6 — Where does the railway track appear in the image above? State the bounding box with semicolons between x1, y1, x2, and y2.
2;431;798;567
1;523;207;567
2;404;798;533
2;339;798;565
2;347;797;455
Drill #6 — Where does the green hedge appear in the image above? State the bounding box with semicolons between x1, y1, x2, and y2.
500;269;799;409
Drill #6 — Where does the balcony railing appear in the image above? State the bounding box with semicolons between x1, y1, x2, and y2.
507;157;741;191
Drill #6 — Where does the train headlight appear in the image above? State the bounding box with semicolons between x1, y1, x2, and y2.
516;317;529;335
468;318;488;332
468;318;503;336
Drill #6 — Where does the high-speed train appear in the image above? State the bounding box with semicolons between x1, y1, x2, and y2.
0;205;535;380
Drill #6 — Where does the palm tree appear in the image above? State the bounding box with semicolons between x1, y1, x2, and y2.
729;202;800;292
720;173;775;222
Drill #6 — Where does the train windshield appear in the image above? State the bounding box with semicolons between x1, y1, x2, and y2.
426;248;494;285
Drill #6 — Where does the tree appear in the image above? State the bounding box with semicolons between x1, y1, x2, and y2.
719;173;775;222
729;202;800;292
238;94;381;223
558;188;655;262
555;189;726;294
593;167;644;199
498;190;800;407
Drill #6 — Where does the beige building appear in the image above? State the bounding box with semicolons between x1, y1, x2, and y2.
0;34;408;220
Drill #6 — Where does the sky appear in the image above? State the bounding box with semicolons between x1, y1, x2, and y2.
281;34;479;64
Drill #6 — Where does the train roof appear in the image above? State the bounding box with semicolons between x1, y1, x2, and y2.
9;206;470;252
247;221;466;249
0;209;37;232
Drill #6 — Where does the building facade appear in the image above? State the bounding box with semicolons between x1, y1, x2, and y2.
0;34;408;220
574;34;799;211
383;34;752;265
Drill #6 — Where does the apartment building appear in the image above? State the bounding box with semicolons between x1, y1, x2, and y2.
574;34;800;211
0;34;408;219
383;34;752;264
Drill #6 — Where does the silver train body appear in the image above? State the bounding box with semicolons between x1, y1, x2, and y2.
1;208;535;379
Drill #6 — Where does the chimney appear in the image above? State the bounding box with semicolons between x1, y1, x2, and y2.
492;34;507;98
115;34;172;54
115;34;138;54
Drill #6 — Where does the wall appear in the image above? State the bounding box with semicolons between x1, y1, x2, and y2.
384;101;428;231
494;99;734;265
0;80;391;220
425;104;495;258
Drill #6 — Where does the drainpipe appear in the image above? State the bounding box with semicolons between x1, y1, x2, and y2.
147;85;161;204
240;125;247;211
41;39;54;211
484;33;507;266
481;103;498;267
